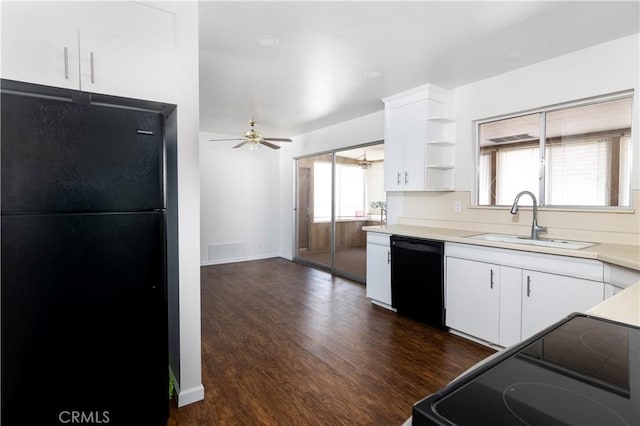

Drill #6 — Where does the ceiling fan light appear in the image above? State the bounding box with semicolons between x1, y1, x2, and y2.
246;140;261;151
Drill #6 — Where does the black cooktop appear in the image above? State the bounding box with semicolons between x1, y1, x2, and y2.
413;314;639;426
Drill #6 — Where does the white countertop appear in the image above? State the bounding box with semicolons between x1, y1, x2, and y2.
363;224;640;271
588;281;640;327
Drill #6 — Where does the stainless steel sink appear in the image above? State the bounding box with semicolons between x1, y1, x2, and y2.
465;233;597;250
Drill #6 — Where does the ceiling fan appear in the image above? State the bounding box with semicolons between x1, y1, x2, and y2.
358;152;372;169
209;120;293;150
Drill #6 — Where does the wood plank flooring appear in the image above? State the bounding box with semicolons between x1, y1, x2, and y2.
168;258;494;425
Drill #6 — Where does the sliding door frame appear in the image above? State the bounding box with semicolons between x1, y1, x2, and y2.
293;140;384;283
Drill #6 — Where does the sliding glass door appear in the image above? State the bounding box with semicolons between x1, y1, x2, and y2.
295;153;333;270
295;143;384;283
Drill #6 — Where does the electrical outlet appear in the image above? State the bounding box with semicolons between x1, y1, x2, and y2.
454;201;462;213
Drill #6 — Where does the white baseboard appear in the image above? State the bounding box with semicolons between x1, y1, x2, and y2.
169;366;205;407
177;384;205;407
200;253;279;266
370;299;396;311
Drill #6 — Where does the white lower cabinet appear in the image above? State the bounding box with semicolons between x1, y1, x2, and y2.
445;243;605;347
520;270;604;341
446;257;500;343
365;233;392;308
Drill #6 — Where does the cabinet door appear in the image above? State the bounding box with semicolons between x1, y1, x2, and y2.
79;30;176;103
446;257;500;344
366;242;392;306
77;1;177;103
521;270;604;340
384;108;407;191
402;100;428;191
1;2;79;89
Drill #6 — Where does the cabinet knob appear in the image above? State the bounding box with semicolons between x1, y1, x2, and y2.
397;172;401;185
490;269;494;289
404;171;409;184
526;275;531;297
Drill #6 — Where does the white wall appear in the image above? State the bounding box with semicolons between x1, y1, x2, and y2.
199;131;281;264
199;111;384;263
170;1;204;407
400;34;640;245
453;33;639;192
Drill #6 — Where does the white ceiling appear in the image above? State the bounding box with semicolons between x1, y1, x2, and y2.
198;1;639;137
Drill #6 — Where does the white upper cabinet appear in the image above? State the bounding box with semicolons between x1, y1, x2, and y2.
1;4;79;90
1;2;177;103
382;84;455;192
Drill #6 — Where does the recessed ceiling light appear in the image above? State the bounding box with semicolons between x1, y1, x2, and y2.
256;35;279;48
363;70;382;79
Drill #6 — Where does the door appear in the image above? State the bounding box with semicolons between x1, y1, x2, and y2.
1;2;79;90
1;212;167;425
1;91;164;213
79;27;177;103
446;257;500;343
295;144;385;283
297;167;311;251
521;270;604;340
295;153;333;269
366;237;391;305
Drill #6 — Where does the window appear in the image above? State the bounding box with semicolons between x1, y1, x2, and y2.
477;93;634;207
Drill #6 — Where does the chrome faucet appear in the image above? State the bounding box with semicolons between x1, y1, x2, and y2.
510;191;547;240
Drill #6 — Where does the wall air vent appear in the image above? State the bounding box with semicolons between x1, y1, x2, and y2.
487;133;536;143
207;241;247;262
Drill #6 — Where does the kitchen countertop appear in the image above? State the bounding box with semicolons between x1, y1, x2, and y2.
588;281;640;326
363;224;640;271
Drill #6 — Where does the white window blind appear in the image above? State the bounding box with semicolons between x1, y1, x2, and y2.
313;162;332;221
619;135;632;206
478;152;491;205
545;139;608;206
335;164;365;218
496;146;539;205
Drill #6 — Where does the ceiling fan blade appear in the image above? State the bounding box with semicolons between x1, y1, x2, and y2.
263;137;292;142
260;141;281;150
209;138;245;142
232;141;248;149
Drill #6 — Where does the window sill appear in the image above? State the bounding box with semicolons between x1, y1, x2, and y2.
469;205;636;214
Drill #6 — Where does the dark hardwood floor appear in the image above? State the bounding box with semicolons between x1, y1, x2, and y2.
168;258;494;425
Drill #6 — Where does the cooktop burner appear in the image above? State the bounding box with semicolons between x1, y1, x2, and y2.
413;314;639;426
502;382;629;425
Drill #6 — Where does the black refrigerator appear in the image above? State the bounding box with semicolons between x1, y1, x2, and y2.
1;80;169;425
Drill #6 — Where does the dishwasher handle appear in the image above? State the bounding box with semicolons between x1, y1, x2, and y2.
391;240;442;254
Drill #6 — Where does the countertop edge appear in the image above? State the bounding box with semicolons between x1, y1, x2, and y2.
363;224;640;271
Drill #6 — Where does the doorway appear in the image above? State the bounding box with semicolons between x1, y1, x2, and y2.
294;142;385;282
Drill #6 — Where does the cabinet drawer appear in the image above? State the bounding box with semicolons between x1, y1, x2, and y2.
367;232;390;246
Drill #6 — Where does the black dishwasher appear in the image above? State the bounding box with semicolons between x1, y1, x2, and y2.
390;235;445;328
